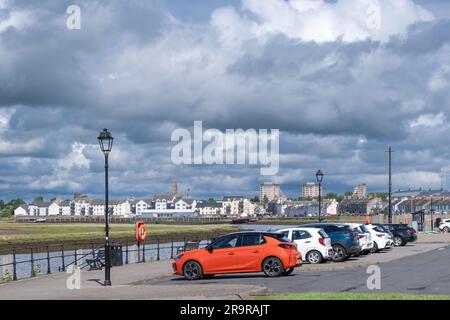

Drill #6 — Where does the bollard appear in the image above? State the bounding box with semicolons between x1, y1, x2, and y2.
30;247;35;278
157;238;160;261
61;244;65;272
142;242;146;262
125;240;129;264
137;242;141;263
74;242;77;266
12;247;17;281
46;245;51;274
170;239;174;259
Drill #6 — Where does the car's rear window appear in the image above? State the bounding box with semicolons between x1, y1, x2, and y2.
318;230;328;238
360;225;369;233
373;226;386;233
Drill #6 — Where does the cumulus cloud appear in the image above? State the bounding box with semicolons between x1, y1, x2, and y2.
0;0;449;200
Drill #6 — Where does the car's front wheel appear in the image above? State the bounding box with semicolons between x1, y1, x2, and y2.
443;227;450;233
306;250;323;264
331;245;347;262
393;236;403;246
262;257;284;277
183;260;203;280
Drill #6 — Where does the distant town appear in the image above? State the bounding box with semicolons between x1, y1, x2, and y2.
8;177;450;219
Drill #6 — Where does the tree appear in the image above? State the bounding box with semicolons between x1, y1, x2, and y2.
0;198;25;218
0;200;4;210
33;196;44;204
263;195;269;208
250;196;260;203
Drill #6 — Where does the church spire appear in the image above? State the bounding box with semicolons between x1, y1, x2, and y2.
172;176;178;197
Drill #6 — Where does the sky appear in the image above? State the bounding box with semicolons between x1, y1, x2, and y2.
1;0;450;201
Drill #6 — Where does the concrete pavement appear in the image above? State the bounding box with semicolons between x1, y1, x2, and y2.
146;244;450;296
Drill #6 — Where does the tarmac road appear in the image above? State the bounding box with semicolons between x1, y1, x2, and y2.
146;244;450;296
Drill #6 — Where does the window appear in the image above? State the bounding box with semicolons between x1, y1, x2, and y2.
213;235;239;249
292;230;311;240
323;225;340;233
280;231;290;239
240;234;265;246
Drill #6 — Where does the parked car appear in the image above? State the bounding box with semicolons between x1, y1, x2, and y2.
342;223;373;255
377;224;417;246
172;232;302;280
277;227;333;264
366;224;394;252
439;219;450;233
299;223;361;262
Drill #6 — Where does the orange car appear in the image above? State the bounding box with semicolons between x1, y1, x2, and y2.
172;232;302;280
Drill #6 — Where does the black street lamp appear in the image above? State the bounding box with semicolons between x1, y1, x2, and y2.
316;170;324;223
98;128;114;286
430;196;434;232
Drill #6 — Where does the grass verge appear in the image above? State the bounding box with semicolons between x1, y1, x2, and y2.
0;221;238;249
255;292;450;300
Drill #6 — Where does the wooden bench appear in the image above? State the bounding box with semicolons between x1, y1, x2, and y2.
86;249;106;270
176;241;200;255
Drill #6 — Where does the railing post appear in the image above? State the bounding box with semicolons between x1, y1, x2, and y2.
30;247;35;278
137;241;140;263
74;242;77;266
157;238;160;261
61;244;65;272
142;241;146;262
46;245;51;274
91;241;95;259
170;238;174;259
12;247;17;281
125;240;129;264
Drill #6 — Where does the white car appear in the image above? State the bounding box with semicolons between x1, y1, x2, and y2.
277;227;333;264
343;223;373;255
439;219;450;233
366;224;394;252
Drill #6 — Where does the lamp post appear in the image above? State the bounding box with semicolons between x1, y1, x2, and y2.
430;196;434;232
98;128;114;286
316;170;324;223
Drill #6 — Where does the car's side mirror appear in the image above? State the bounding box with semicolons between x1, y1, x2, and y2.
206;245;214;253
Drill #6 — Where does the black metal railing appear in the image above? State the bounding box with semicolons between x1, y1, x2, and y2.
0;235;215;283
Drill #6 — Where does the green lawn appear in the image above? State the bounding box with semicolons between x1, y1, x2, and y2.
0;221;238;246
256;292;450;300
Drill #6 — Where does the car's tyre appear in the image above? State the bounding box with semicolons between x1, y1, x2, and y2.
371;241;379;253
306;250;323;264
331;245;347;262
393;236;403;247
182;260;203;280
262;257;284;277
282;268;294;276
443;227;450;233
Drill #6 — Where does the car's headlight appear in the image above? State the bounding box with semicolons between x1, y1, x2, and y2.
376;233;384;237
174;254;184;261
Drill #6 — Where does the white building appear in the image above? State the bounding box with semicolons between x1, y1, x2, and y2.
353;184;368;198
196;201;224;216
48;203;60;216
59;200;72;215
14;205;29;216
260;183;283;202
135;199;152;215
90;199;132;216
302;183;322;198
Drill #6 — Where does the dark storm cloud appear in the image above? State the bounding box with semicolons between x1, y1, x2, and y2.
1;0;450;200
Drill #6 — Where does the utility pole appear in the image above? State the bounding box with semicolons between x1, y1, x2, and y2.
386;146;394;224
